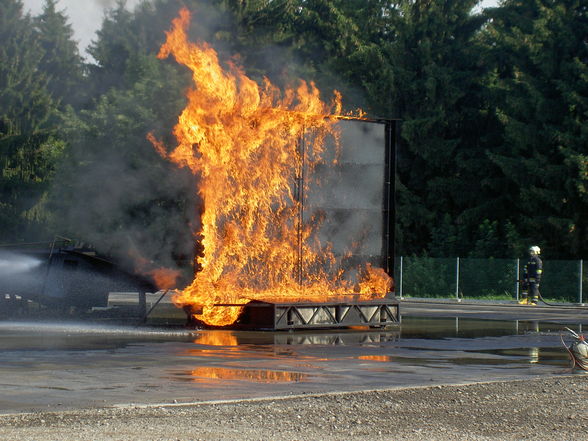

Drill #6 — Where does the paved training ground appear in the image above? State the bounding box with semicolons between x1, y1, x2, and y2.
0;298;585;413
400;298;588;325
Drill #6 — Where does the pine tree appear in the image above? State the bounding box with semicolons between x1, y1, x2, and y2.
485;0;588;257
0;0;53;136
86;0;137;95
299;0;400;114
0;0;59;242
386;0;493;256
34;0;85;108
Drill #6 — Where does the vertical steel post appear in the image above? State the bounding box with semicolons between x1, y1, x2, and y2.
296;130;306;288
383;120;398;278
456;257;460;301
579;259;583;304
516;259;520;301
399;256;404;299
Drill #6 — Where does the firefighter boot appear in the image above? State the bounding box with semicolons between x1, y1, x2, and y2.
518;286;529;304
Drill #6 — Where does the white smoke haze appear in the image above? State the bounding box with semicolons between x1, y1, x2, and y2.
51;144;199;281
96;0;127;7
306;120;387;259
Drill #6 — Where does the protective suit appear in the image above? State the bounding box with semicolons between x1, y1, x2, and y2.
519;246;542;305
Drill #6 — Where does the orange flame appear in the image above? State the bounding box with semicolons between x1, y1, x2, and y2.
148;267;182;290
154;8;391;326
128;248;182;290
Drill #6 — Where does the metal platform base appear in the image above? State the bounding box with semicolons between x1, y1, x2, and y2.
230;298;400;330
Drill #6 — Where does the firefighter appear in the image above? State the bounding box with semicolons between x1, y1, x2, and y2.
519;245;542;305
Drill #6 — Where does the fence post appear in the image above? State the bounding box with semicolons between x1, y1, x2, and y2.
579;259;583;305
456;257;460;301
399;256;404;299
515;259;520;301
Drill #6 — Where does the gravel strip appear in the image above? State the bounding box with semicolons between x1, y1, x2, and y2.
1;375;586;441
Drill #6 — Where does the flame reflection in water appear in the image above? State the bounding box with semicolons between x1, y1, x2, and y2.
189;367;307;383
357;355;392;362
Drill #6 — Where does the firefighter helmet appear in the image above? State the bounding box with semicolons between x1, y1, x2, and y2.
529;245;541;255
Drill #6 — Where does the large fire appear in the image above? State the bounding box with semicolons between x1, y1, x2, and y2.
152;8;391;326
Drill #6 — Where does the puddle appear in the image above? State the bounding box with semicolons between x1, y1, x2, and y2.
357;355;392;362
186;367;308;383
0;316;582;413
475;347;567;365
399;316;584;339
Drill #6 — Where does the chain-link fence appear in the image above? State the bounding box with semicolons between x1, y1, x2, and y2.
394;257;586;304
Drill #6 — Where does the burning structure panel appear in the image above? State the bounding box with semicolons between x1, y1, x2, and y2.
301;118;396;278
183;117;400;330
157;9;399;328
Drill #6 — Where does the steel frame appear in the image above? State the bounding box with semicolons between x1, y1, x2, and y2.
233;299;399;330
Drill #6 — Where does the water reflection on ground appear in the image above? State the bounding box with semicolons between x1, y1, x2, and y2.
0;317;581;413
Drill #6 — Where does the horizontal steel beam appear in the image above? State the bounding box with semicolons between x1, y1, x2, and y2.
233;299;399;330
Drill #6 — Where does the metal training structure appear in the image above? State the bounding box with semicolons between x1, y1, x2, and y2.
224;299;399;330
185;117;400;331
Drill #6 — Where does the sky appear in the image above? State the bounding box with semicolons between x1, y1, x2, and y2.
21;0;500;59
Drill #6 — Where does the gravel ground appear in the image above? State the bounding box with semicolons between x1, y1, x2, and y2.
0;375;586;441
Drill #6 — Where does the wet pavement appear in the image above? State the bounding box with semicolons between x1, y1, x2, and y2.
0;300;586;414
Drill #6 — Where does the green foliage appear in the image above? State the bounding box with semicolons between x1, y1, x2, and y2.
35;0;85;109
287;0;389;111
540;259;582;302
459;257;517;297
0;0;61;242
484;0;588;258
400;256;456;297
400;255;518;299
0;0;587;264
381;1;500;257
0;0;54;136
399;256;582;302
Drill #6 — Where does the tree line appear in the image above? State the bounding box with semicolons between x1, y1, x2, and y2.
1;0;587;265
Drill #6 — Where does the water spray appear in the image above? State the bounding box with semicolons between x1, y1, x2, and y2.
0;252;42;277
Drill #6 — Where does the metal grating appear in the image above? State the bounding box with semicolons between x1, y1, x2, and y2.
232;299;400;330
